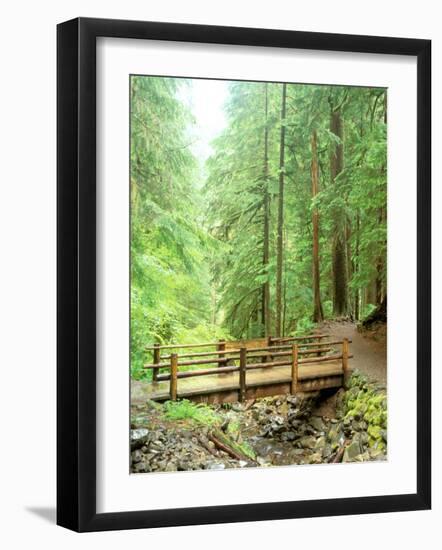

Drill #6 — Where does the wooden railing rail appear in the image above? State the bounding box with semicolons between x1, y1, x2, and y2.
145;337;352;401
270;334;326;343
239;339;352;353
245;353;354;371
144;345;344;371
145;341;220;351
160;348;242;360
157;351;353;382
246;347;332;360
146;333;328;352
160;365;240;382
157;338;352;360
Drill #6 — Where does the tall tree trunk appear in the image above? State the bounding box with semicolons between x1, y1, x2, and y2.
261;83;271;336
275;83;287;337
346;216;353;318
330;106;348;317
375;207;385;305
282;250;287;337
366;281;377;306
354;211;360;321
311;129;324;323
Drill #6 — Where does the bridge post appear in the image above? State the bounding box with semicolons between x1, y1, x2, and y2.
217;339;227;368
342;338;350;388
268;336;274;362
170;353;178;401
152;343;160;382
291;344;298;394
239;347;247;402
316;334;323;357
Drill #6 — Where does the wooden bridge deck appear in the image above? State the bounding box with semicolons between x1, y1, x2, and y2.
132;359;352;404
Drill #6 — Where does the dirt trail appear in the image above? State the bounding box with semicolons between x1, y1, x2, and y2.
319;320;387;385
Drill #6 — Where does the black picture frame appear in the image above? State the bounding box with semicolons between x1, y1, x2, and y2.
57;17;431;532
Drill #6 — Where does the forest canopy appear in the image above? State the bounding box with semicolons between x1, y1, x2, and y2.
130;76;387;379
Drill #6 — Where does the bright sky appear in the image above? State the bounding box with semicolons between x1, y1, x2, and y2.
179;78;229;165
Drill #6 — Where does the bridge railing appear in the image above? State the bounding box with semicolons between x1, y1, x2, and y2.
143;336;352;401
144;334;328;382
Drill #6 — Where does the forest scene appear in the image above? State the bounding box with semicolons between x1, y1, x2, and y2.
130;76;388;474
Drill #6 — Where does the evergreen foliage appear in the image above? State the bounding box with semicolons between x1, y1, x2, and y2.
130;76;387;379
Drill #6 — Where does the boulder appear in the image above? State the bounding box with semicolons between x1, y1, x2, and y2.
298;435;317;449
328;426;344;450
131;449;143;464
308;452;323;464
132;461;152;473
322;444;333;459
130;428;149;451
314;436;326;449
309;416;325;432
343;440;362;462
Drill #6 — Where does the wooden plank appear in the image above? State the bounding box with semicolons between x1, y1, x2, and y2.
297;375;343;392
170;353;178;401
298;363;349;380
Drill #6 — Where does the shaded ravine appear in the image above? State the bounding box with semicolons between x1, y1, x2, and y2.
131;374;387;474
130;322;387;473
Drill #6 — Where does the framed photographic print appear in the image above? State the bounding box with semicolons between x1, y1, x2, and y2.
57;17;431;532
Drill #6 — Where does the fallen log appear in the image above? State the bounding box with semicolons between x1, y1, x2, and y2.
208;428;256;463
208;434;244;461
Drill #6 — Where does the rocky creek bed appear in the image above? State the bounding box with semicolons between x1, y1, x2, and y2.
130;370;387;474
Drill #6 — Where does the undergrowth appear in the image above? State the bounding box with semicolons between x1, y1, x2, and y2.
163;399;221;426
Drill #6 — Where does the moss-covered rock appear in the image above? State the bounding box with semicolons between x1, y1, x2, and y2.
367;424;383;440
340;370;387;461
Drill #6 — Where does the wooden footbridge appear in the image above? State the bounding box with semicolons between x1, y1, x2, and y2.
132;334;353;405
